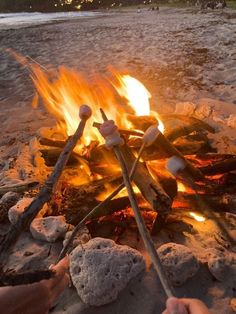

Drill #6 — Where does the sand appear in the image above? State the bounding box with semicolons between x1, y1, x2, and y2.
0;6;236;314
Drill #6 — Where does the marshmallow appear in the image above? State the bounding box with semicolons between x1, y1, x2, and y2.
142;125;160;147
99;120;124;149
79;104;92;120
166;156;186;176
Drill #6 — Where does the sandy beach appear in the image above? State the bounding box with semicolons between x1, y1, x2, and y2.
0;6;236;314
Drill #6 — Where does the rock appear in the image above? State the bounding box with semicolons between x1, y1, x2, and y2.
227;114;236;128
8;197;49;225
207;249;236;285
63;226;91;250
0;191;20;222
157;243;199;286
8;197;33;225
194;104;212;119
175;102;196;116
70;237;145;306
30;216;69;242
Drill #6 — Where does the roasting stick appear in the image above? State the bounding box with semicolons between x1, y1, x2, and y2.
166;156;235;245
98;108;174;298
0;105;92;263
58;125;158;261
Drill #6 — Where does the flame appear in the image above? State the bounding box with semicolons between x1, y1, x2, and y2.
114;74;151;116
96;183;140;201
189;212;206;222
177;181;187;192
10;50;166;156
113;73;165;133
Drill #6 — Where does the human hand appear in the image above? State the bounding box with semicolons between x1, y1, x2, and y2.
0;256;69;314
162;297;210;314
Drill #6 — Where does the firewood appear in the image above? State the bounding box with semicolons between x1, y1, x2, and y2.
40;148;80;167
200;156;236;175
162;114;215;142
146;132;204;180
0;181;38;196
39;137;66;148
0;106;92;263
120;143;172;213
126;115;157;131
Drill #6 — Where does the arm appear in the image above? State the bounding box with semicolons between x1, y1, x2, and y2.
0;257;69;314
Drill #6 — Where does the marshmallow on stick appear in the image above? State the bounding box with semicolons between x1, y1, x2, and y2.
98;109;174;299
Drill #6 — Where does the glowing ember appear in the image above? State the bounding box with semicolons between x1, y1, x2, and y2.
189;212;206;222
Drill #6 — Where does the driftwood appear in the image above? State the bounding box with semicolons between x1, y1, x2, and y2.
39;137;66;149
178;192;236;214
0;181;38;196
0;269;55;286
40;148;80;167
200;156;236;175
163;114;215;142
0;118;89;263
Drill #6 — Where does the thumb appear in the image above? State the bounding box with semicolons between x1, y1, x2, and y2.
166;297;189;314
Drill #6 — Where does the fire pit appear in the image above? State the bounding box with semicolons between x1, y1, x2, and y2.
0;55;235;312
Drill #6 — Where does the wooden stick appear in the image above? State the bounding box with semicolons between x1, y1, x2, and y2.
100;109;174;298
0;106;92;262
93;122;144;137
58;143;147;260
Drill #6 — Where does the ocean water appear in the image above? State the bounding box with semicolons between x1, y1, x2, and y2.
0;11;103;29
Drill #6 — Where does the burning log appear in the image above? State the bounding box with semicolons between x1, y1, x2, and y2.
120;144;172;212
0;105;92;263
39;137;66;149
199;156;236;175
144;132;204;181
40;148;80;167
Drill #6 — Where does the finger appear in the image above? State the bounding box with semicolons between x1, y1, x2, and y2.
180;298;210;314
49;273;70;303
166;297;189;314
161;310;168;314
52;256;69;273
47;256;70;287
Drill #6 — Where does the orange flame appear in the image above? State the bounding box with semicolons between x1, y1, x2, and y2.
189;212;206;222
9;49;165;153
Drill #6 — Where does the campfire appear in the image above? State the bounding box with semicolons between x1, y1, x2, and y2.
0;54;235;302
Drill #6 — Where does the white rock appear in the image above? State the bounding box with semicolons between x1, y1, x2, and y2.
157;243;199;286
70;237;145;306
0;191;20;204
8;197;33;225
63;226;91;249
194;104;212;119
8;197;49;225
30;216;69;242
207;250;236;284
227;114;236;129
175;102;196;116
